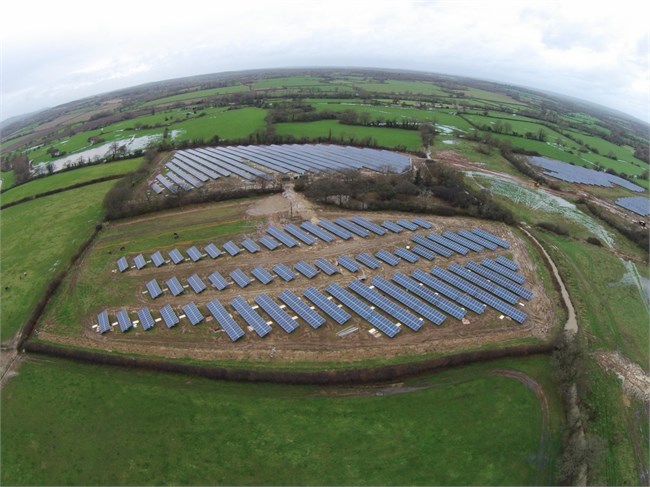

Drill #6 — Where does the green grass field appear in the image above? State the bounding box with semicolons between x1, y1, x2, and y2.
275;120;422;150
350;79;450;97
0;170;16;189
0;181;115;341
1;158;142;205
1;355;561;486
172;107;268;142
140;85;250;107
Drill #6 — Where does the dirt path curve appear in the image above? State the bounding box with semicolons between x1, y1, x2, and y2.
594;351;650;402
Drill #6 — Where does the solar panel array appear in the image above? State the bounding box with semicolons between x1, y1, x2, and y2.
482;258;525;284
448;263;519;304
134;254;147;269
326;283;400;337
182;302;204;326
284;224;316;245
335;217;370;237
412;217;432;229
137;307;155;331
458;229;497;250
186;246;202;262
529;156;645;192
314;258;339;275
97;310;111;333
146;279;163;299
278;290;326;329
411;245;437;260
356;252;381;269
208;271;229;290
348;280;423;331
155;175;178;193
301;221;334;242
267;226;298;247
223;241;241;256
375;249;401;266
351;215;387;235
381;220;403;233
394;247;419;263
166;276;184;296
230;296;272;337
466;262;533;301
116;309;132;332
168;249;184;264
259;235;281;250
371;276;446;325
412;234;452;257
230;268;253;288
294;260;319;279
397;219;419;231
204;243;222;259
150;182;164;194
443;231;483;252
472;228;510;249
188;274;207;294
117;257;129;272
241;238;261;253
616;196;650;217
273;263;296;281
496;255;519;271
160;304;179;328
251;266;275;284
337;255;360;272
411;269;486;315
391;273;466;320
318;219;353;240
427;233;469;255
303;287;351;324
151;251;165;267
255;294;299;333
206;299;245;341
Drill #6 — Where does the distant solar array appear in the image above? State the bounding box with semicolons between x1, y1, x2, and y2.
151;144;412;194
615;196;650;217
529;156;645;192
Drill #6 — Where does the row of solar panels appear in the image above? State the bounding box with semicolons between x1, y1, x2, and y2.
98;258;530;338
150;144;412;193
615;196;650;217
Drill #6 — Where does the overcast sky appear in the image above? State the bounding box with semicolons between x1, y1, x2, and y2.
1;0;649;123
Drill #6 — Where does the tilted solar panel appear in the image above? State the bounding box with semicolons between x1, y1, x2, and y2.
391;272;466;320
151;251;165;267
116;309;132;333
375;249;401;266
350;215;387;235
466;262;533;301
187;274;207;294
223;241;242;256
427;232;469;255
334;218;370;238
443;231;483;252
208;271;229;290
370;276;445;325
251;266;275;284
186;246;203;262
337;255;360;272
317;219;353;240
278;290;326;329
314;258;339;275
273;263;296;281
259;235;281;250
303;287;351;325
458;229;498;250
230;296;272;337
230;269;253;288
418;268;486;314
448;263;519;304
241;238;261;253
97;310;111;333
134;254;147;269
411;235;453;257
412;217;433;229
150;182;164;194
182;302;204;326
267;226;298;248
117;257;129;272
255;294;299;333
137;307;155;331
204;243;222;259
300;221;335;242
393;247;419;263
496;255;519;271
381;220;403;233
294;260;319;279
165;276;185;296
396;219;419;231
168;249;184;264
481;258;525;284
356;252;381;269
284;223;316;245
411;245;437;260
206;299;245;341
471;228;510;248
348;280;423;331
159;304;179;328
146;279;163;299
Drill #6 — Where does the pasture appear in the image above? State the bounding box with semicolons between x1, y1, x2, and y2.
0;170;16;189
0;180;116;341
1;354;562;486
140;85;250;107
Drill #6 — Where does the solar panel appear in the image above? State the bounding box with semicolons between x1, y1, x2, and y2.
241;238;261;253
273;263;296;281
116;257;129;272
295;260;319;279
168;249;185;264
165;276;185;296
151;251;165;267
255;294;299;333
165;169;193;191
427;232;469;255
443;231;483;252
204;243;222;259
496;255;519;271
150;182;164;194
381;220;403;233
466;262;533;301
471;228;510;249
266;226;298;248
206;299;245;341
448;263;519;304
230;296;272;337
370;276;445;325
411;235;453;257
182;302;204;326
300;221;335;242
97;310;111;333
411;245;437;260
348;280;423;331
325;283;400;337
155;174;178;193
334;218;370;237
396;219;419;231
146;279;163;299
337;255;360;272
318;219;353;240
482;258;525;284
284;223;316;245
230;269;253;288
187;273;207;294
375;249;401;266
134;254;147;269
412;217;433;229
314;258;339;275
184;246;201;262
278;290;326;329
137;307;155;331
616;196;650;216
223;241;242;256
116;309;132;332
394;247;419;263
208;271;229;290
356;252;381;269
251;266;275;284
416;268;487;314
159;304;179;328
259;235;281;250
303;287;351;325
391;272;466;320
350;215;387;235
458;229;498;250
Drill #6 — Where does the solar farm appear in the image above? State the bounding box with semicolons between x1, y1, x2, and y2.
49;202;556;363
151;144;412;193
615;196;650;217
